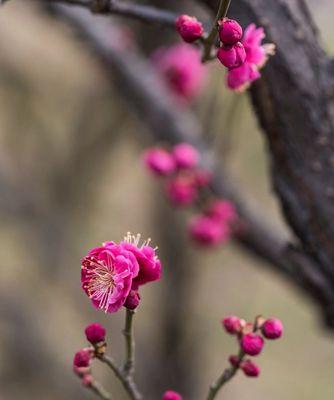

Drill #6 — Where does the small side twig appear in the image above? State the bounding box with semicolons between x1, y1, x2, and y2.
206;349;245;400
99;353;142;400
206;316;261;400
202;0;232;62
90;380;113;400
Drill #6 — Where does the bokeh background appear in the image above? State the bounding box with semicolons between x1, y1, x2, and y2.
0;0;334;399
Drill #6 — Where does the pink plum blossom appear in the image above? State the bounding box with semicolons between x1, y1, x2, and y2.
229;354;240;367
85;323;106;344
241;333;264;356
227;24;275;91
206;200;237;224
73;349;92;368
82;374;94;387
124;289;141;310
241;359;260;377
194;169;212;188
143;148;175;177
165;175;198;206
222;316;244;334
121;233;162;290
218;18;243;45
217;42;246;69
152;44;207;102
81;242;139;313
261;318;283;339
189;215;230;246
162;391;182;400
172;142;199;170
175;14;203;43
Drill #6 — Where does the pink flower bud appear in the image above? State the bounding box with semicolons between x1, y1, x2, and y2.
73;349;92;368
189;215;230;246
218;18;243;45
166;176;198;206
228;354;240;367
222;316;243;334
262;318;283;340
85;323;106;345
172;142;199;170
175;14;204;43
163;391;182;400
206;200;237;224
241;359;260;377
217;42;246;69
143;148;175;177
73;365;90;377
241;333;264;356
82;374;94;387
124;290;141;310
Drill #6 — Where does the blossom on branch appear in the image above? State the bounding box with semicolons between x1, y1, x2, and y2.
81;234;162;313
175;14;204;43
227;24;275;91
152;44;207;102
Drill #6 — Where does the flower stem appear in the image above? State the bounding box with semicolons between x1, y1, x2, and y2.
202;0;232;62
123;308;135;376
97;310;142;400
206;349;245;400
90;380;113;400
99;354;143;400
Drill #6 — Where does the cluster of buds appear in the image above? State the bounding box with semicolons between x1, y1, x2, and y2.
73;323;107;386
217;19;246;69
143;143;238;246
222;315;283;377
174;13;275;92
175;14;204;43
217;19;275;91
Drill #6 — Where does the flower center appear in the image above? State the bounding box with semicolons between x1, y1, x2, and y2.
86;260;115;313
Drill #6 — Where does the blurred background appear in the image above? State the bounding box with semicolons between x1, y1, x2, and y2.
0;0;334;399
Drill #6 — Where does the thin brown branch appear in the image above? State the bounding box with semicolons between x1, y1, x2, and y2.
202;0;231;62
206;349;244;400
98;354;142;400
40;0;177;26
90;380;113;400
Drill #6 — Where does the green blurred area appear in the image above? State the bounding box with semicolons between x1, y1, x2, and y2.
0;1;333;399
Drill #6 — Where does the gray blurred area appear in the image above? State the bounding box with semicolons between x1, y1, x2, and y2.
0;1;333;399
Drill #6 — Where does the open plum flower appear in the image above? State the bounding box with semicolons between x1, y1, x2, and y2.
227;23;275;91
81;234;162;313
121;233;162;290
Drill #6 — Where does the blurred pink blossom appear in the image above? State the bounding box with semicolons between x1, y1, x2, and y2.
143;147;176;177
152;44;207;102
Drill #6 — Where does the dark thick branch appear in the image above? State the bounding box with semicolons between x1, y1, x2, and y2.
49;6;334;327
39;0;177;26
